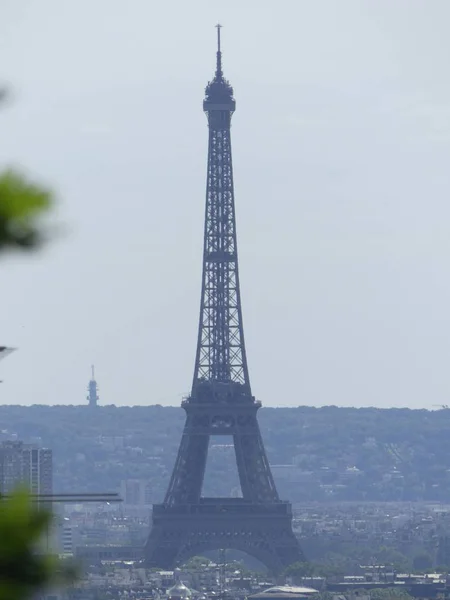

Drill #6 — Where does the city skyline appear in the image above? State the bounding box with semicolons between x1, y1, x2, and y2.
3;1;450;408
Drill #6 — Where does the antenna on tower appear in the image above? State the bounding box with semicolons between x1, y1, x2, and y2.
215;23;223;78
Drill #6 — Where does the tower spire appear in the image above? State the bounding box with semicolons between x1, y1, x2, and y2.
205;25;234;109
215;23;223;78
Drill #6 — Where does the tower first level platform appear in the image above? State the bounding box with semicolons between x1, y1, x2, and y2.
146;501;301;573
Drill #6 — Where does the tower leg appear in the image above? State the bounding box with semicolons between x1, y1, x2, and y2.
164;417;209;505
233;418;279;503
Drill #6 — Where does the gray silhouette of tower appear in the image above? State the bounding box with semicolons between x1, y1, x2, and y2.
87;365;99;407
145;26;304;573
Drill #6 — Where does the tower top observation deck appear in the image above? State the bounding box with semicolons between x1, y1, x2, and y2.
204;24;235;112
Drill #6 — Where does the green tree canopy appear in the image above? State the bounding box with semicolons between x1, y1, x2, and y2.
0;489;76;600
412;553;433;572
284;561;316;578
0;169;53;252
182;556;211;569
368;589;412;600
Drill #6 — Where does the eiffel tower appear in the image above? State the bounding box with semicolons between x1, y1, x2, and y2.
145;26;304;573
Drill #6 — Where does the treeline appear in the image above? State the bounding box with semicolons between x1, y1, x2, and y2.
1;405;450;501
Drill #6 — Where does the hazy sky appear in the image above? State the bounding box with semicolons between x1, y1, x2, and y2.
2;0;450;408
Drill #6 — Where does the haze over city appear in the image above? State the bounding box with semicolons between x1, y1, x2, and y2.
2;0;450;408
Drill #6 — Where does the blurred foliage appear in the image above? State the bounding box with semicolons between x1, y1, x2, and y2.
368;589;413;600
0;169;53;252
0;89;53;254
0;85;63;600
0;489;77;600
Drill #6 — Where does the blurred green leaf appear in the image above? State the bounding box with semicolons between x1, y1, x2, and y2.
0;169;53;251
0;488;78;600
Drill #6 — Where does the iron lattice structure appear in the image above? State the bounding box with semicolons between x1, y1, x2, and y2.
194;87;248;390
145;26;304;573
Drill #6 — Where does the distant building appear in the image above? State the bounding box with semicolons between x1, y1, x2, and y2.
120;479;152;506
22;446;53;498
0;441;23;491
75;545;143;562
0;430;18;442
58;518;74;554
0;441;52;503
167;582;192;600
249;586;320;600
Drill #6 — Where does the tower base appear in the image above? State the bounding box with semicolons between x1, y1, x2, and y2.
145;500;304;573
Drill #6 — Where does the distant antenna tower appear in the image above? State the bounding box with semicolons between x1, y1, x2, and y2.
87;365;99;407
